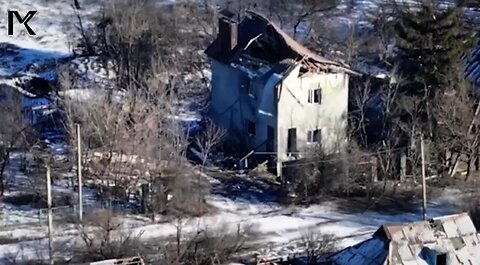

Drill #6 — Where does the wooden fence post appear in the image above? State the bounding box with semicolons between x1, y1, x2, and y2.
400;152;407;182
371;156;378;182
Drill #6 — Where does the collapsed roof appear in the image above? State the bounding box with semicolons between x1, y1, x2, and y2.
328;212;480;265
205;10;354;74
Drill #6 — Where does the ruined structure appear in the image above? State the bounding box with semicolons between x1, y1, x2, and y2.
205;10;357;170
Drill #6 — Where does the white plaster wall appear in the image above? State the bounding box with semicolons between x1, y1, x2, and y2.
276;64;349;161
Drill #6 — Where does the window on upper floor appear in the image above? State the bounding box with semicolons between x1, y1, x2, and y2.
241;78;255;98
248;84;255;98
245;120;256;136
308;88;322;104
267;126;275;151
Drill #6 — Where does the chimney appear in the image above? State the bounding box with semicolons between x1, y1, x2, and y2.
218;10;238;54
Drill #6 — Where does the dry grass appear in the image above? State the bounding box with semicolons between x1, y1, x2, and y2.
72;209;145;263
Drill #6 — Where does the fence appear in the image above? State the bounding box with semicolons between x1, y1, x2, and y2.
88;256;145;265
0;205;78;229
0;201;139;229
282;154;378;181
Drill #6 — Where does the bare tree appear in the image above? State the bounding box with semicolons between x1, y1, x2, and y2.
300;230;337;264
433;83;480;178
279;0;339;39
0;88;31;196
64;0;218;220
61;70;188;207
183;0;219;39
202;0;339;41
374;75;408;182
158;219;255;265
349;77;373;146
74;210;145;262
285;143;374;203
98;0;172;91
73;0;95;55
195;120;226;168
65;0;252;223
370;3;396;61
397;94;425;179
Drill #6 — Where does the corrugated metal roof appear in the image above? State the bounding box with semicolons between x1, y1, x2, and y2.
466;37;480;88
329;213;480;265
329;238;388;265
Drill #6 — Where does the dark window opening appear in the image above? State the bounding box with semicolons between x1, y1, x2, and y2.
243;78;254;98
299;66;309;76
248;84;255;98
241;78;251;92
267;126;274;152
287;128;297;154
436;253;447;265
246;120;256;136
420;247;447;265
308;88;322;104
307;129;321;144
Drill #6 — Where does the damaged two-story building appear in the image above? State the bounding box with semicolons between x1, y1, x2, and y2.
205;10;358;172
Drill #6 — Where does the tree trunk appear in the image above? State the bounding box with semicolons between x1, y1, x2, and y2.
448;152;459;177
467;152;477;181
0;146;12;197
476;147;480;171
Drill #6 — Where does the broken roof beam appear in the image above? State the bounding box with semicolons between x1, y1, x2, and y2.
243;33;263;51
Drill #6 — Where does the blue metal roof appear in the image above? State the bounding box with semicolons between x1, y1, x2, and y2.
466;37;480;88
329;238;388;265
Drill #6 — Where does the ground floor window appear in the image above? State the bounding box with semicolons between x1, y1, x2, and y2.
287;128;297;154
267;126;274;151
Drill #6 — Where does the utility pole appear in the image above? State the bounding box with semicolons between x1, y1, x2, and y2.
46;165;53;265
76;124;83;222
421;134;427;221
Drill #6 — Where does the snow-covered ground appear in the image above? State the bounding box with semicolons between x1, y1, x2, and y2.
0;182;463;262
0;152;464;262
0;0;102;78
